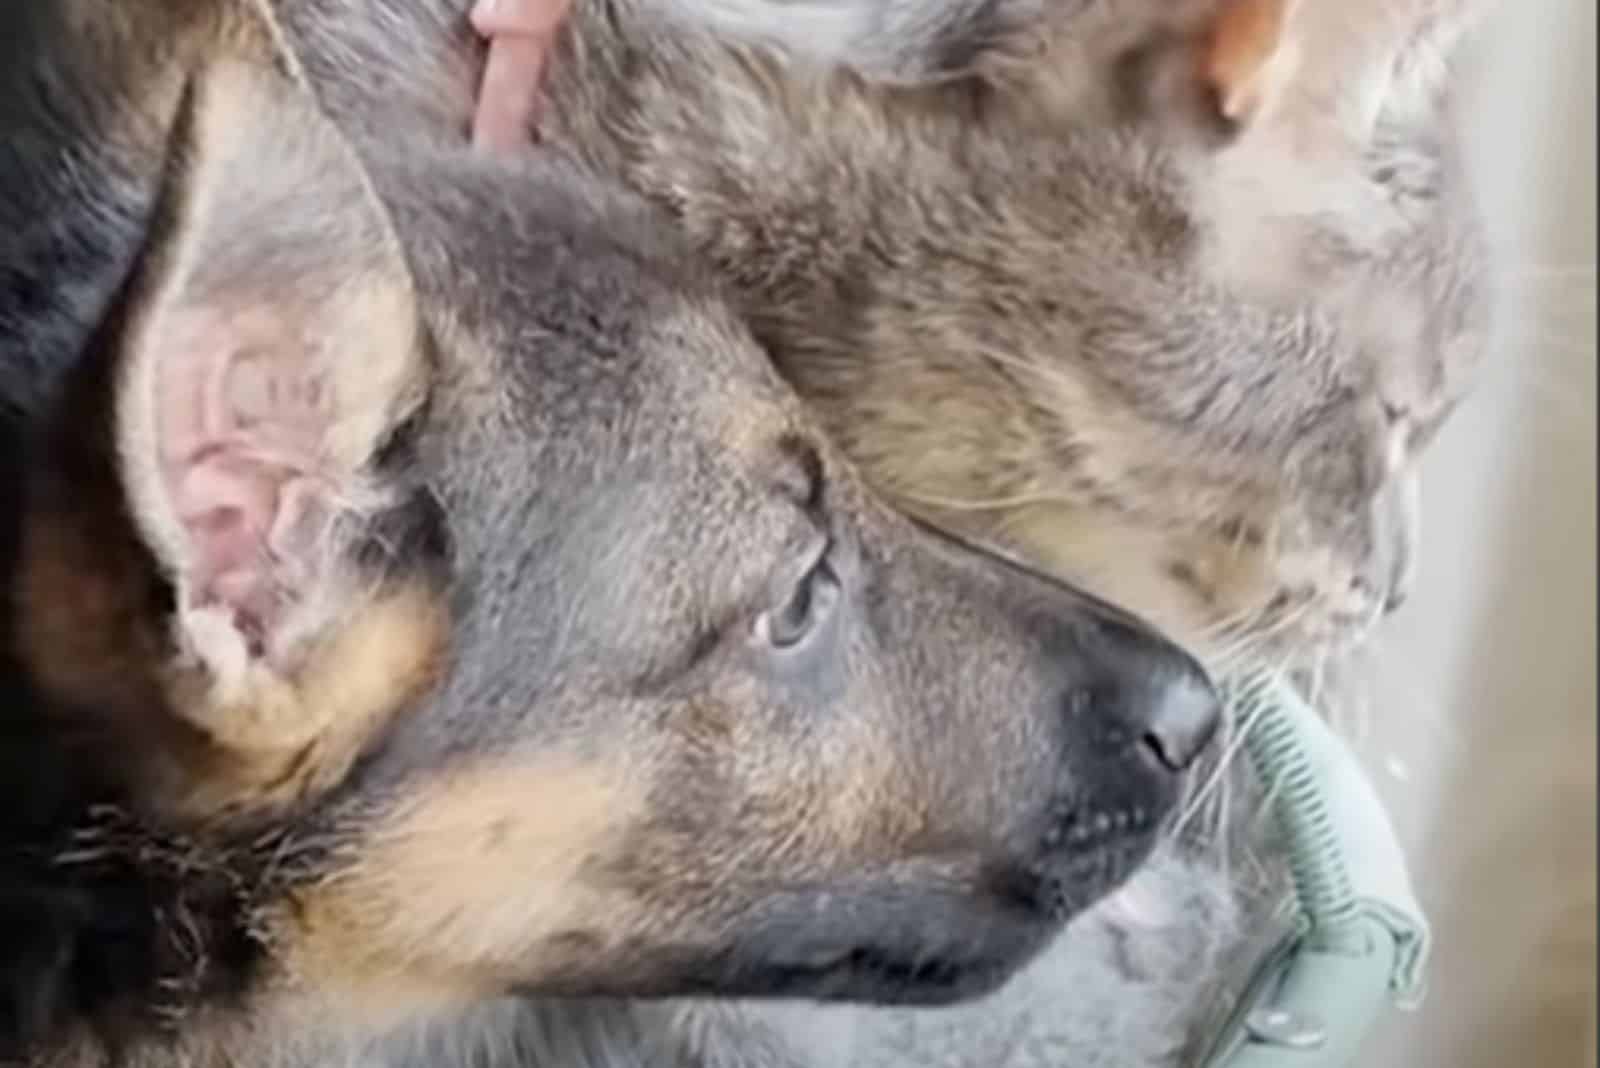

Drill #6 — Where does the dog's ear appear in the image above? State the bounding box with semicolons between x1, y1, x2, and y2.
112;58;442;786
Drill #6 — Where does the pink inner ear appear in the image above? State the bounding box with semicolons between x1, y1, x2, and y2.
157;315;333;652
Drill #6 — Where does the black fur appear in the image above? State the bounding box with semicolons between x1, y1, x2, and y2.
0;51;263;1056
0;3;159;426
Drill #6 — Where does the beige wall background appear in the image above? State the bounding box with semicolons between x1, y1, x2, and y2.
1357;0;1596;1063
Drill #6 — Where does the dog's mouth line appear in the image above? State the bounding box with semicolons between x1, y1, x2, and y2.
748;944;1019;1005
766;941;983;980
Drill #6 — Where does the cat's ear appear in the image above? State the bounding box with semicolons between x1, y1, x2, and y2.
1198;0;1298;126
112;57;442;792
1198;0;1500;137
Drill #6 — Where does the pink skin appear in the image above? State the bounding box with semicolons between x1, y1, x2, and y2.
156;311;336;650
470;0;575;151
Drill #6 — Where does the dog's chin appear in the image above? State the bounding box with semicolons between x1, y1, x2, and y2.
541;876;1123;1007
584;924;1046;1008
510;888;1051;1008
511;833;1161;1007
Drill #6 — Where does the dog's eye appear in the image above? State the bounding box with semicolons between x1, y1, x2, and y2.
756;544;840;651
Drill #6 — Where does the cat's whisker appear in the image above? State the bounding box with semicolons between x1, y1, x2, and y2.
897;488;1077;514
1194;600;1270;645
1208;600;1311;671
1304;648;1330;708
1169;655;1297;844
1212;600;1323;691
976;346;1094;400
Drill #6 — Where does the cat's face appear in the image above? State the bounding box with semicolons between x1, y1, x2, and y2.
1104;0;1497;665
834;0;1497;669
537;0;1499;670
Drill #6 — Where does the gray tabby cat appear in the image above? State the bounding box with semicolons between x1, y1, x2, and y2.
537;0;1499;673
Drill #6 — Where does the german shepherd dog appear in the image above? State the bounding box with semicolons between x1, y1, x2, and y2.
0;1;1225;1063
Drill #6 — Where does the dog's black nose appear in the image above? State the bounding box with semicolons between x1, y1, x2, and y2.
1136;672;1221;773
1063;620;1222;778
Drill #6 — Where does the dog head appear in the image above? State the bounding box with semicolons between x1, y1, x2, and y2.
8;43;1219;1045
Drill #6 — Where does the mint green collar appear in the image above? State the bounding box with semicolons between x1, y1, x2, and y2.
1198;676;1431;1068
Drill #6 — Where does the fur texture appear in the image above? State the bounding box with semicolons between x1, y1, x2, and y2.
0;0;1500;1065
0;1;1226;1063
417;0;1496;1062
537;0;1497;670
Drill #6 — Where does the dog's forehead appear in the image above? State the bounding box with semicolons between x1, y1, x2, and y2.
368;146;796;452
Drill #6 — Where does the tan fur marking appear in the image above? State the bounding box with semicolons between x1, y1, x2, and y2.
274;761;638;1010
72;46;443;823
163;582;449;818
14;501;448;825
